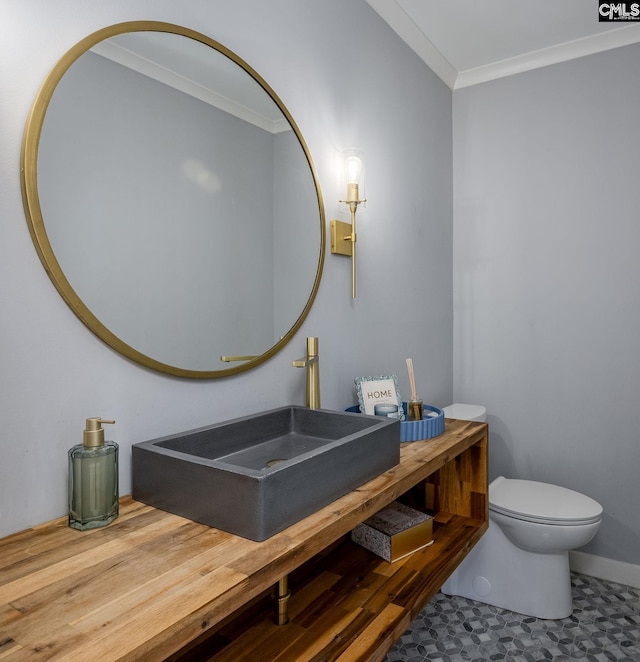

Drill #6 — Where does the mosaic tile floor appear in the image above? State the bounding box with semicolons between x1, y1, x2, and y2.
385;573;640;662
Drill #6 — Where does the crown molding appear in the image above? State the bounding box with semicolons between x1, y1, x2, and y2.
365;0;457;88
366;0;640;90
455;24;640;89
90;40;290;134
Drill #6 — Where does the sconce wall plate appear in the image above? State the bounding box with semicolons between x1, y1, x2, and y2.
330;219;353;257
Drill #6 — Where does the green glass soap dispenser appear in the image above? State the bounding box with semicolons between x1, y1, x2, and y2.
68;417;119;530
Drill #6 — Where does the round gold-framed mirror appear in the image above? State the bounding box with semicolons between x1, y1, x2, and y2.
21;21;325;378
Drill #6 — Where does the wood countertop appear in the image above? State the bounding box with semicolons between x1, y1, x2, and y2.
0;419;487;661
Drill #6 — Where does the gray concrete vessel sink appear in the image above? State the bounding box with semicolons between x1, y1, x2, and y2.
132;406;400;541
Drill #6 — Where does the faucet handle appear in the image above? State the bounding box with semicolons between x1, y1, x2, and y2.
306;336;318;357
293;337;319;367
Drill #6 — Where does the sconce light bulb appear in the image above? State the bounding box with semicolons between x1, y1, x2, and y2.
345;156;362;185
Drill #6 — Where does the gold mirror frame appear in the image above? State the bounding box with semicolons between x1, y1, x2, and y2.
21;21;325;379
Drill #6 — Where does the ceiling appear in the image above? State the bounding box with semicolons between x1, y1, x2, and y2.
366;0;640;89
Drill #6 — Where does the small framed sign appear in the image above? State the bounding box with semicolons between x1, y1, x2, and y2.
355;375;405;421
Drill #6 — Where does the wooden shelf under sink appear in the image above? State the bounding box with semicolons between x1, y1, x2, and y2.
173;513;486;662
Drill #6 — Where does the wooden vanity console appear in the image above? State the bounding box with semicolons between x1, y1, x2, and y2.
0;419;487;661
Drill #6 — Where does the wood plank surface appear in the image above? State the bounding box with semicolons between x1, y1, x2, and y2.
174;515;486;662
0;419;487;661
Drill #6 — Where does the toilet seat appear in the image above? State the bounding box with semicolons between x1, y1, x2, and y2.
489;476;603;526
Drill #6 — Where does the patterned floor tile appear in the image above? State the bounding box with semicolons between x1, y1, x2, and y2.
385;574;640;662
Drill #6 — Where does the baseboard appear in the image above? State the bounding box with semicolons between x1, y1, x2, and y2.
570;551;640;589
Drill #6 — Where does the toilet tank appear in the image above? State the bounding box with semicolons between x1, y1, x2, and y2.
443;403;486;422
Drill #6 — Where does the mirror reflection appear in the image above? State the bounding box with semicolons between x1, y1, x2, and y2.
24;23;324;377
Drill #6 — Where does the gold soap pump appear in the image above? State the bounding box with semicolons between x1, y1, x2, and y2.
68;417;119;530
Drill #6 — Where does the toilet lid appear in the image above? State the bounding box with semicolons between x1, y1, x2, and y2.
443;404;486;421
489;476;603;525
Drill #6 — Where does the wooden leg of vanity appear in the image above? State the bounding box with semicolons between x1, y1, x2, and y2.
273;575;291;625
425;429;488;521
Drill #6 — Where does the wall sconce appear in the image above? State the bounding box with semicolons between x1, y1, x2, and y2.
330;151;366;298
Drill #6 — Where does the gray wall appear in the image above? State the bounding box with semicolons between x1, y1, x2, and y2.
0;0;452;538
453;44;640;564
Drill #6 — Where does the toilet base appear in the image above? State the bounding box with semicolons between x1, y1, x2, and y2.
441;519;573;619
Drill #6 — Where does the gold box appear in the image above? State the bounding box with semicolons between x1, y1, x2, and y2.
351;501;434;562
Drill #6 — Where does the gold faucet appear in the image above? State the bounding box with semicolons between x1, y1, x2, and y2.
273;337;319;625
292;337;320;409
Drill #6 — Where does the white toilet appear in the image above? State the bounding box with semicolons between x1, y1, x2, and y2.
441;404;603;620
443;403;487;422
